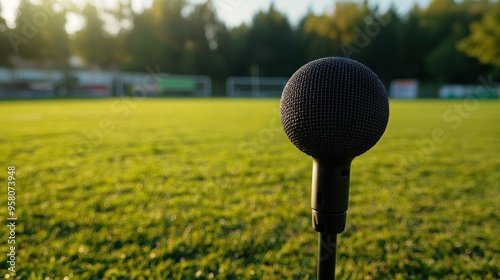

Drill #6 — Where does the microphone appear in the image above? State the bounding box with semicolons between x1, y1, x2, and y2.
280;57;389;279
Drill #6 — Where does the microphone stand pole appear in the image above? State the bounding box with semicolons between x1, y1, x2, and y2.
318;233;337;280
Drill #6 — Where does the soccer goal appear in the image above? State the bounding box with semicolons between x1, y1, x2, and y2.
226;76;288;98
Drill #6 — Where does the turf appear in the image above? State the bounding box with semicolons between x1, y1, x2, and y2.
0;98;498;279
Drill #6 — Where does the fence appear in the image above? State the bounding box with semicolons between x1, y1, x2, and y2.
0;68;212;98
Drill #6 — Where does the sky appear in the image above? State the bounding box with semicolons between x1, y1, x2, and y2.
0;0;433;31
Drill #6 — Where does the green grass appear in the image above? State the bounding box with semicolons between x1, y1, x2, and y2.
0;98;498;279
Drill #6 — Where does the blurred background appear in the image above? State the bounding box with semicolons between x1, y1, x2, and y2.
0;0;499;98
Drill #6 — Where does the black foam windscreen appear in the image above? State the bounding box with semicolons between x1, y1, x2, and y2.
280;57;389;160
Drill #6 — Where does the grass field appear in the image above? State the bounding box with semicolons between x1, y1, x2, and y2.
0;98;498;279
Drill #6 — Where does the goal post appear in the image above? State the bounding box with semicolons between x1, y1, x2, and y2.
227;76;288;98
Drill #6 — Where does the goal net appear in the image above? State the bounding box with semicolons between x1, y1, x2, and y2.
227;76;288;98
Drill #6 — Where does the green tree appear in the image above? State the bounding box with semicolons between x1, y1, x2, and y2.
37;0;72;96
123;0;189;73
10;0;72;68
0;3;13;66
105;0;134;68
358;6;404;82
398;5;428;81
152;0;189;73
423;0;491;83
39;0;70;67
12;0;50;62
123;8;162;71
241;4;299;77
458;1;500;66
185;0;228;79
73;2;125;69
303;1;371;60
222;24;249;76
299;12;334;62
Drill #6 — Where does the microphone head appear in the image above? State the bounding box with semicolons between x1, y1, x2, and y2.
280;57;389;160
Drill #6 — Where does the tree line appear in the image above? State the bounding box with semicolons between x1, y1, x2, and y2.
0;0;499;91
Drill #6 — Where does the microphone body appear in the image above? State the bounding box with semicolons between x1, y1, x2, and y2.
312;158;352;234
